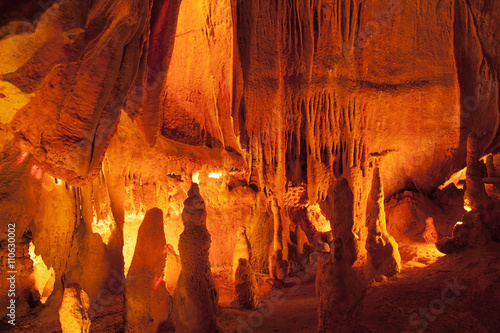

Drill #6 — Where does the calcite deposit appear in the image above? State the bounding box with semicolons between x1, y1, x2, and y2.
173;183;220;333
0;0;500;332
365;166;401;280
316;238;365;333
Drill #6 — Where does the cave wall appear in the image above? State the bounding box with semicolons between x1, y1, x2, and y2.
0;0;499;327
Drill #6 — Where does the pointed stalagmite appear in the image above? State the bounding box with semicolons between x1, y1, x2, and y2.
59;283;91;333
316;238;365;333
423;217;439;244
232;258;261;310
173;183;221;333
232;226;250;281
319;177;358;265
365;167;401;280
124;208;170;333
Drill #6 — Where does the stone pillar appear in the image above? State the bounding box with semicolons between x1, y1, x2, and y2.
173;183;221;333
319;177;358;266
316;238;365;333
365;166;401;280
59;283;91;333
124;208;170;332
232;227;250;281
232;258;260;310
464;133;494;211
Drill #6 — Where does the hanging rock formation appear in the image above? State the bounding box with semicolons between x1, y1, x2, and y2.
365;166;401;280
124;207;170;333
232;258;261;310
232;226;250;281
59;283;91;333
319;177;358;265
173;183;220;333
316;238;365;333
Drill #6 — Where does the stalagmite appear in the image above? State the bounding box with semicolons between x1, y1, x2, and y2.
173;183;221;333
232;226;250;281
231;258;261;310
464;133;494;211
124;208;170;333
423;217;439;244
365;167;401;280
319;177;358;265
59;283;91;333
486;154;496;178
316;238;365;333
437;134;500;254
268;250;289;288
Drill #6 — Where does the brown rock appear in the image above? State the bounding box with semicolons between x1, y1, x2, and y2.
59;283;91;333
232;226;250;281
232;258;260;310
268;249;289;288
319;177;358;266
464;133;495;212
365;166;401;280
316;238;365;333
124;207;170;333
173;183;221;333
423;217;439;244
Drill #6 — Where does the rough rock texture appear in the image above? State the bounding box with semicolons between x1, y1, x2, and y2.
423;217;439;244
319;177;358;265
59;283;90;333
268;250;289;288
464;133;495;211
316;238;365;333
365;166;401;280
1;0;182;184
231;258;260;310
173;183;221;333
124;208;169;333
232;227;250;281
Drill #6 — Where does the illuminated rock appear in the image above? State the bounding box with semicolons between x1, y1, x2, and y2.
464;133;494;212
232;258;260;310
319;177;358;265
232;226;250;281
124;207;169;333
164;244;181;294
365;167;401;280
173;183;220;333
316;238;365;333
268;249;288;288
423;217;439;244
59;283;90;333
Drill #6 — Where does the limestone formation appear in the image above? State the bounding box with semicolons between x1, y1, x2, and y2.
319;178;358;265
59;283;91;333
464;133;495;212
232;258;261;310
268;250;289;288
365;167;401;280
173;183;221;333
164;244;182;294
316;239;365;333
232;226;250;281
486;154;496;178
124;207;170;333
423;217;439;244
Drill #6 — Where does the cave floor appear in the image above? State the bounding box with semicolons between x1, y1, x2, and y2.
3;244;500;333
